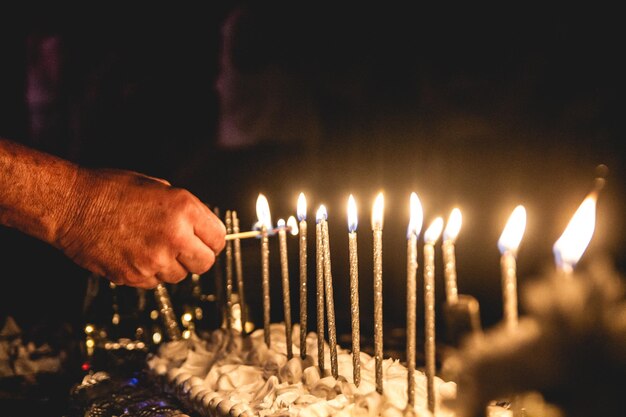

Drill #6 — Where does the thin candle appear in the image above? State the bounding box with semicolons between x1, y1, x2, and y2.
212;207;225;326
154;284;182;341
278;218;293;359
406;192;423;408
371;192;385;394
442;208;462;304
424;217;443;413
319;206;338;378
553;191;598;277
497;205;526;330
315;206;325;374
257;194;272;347
225;210;234;328
297;193;308;359
232;211;247;334
347;195;361;386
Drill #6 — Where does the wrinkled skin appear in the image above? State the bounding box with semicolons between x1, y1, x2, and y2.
57;168;226;288
1;139;225;288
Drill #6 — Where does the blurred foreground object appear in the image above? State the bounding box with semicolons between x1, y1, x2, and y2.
445;257;626;417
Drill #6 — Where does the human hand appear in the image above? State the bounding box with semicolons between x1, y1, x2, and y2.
54;168;225;288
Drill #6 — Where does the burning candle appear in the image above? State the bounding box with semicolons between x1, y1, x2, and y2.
278;218;293;358
315;206;325;374
372;192;385;394
256;194;272;347
553;191;598;277
406;192;423;408
297;193;308;359
318;206;338;378
287;215;299;237
232;211;247;333
442;208;462;304
497;205;527;330
225;210;234;328
347;194;361;386
424;216;443;413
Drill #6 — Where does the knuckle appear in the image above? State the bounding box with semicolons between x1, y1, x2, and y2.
162;271;187;284
150;250;169;270
199;251;216;273
171;188;195;210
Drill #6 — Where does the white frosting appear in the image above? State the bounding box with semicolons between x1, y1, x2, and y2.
152;323;458;416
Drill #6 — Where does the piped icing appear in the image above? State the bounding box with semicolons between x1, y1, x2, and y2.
147;323;457;416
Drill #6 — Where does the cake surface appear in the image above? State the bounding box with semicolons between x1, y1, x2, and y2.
148;323;457;416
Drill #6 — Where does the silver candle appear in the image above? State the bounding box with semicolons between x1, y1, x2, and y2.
297;193;308;359
371;193;384;394
256;194;272;347
406;192;423;407
423;217;443;413
497;205;526;330
347;195;361;386
320;209;338;379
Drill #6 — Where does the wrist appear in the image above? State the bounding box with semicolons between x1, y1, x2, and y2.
53;167;115;251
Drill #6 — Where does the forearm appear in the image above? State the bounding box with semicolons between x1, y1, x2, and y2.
0;138;79;245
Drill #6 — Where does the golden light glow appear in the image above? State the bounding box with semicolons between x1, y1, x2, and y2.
112;313;120;325
553;193;597;270
443;208;462;243
424;217;444;244
152;332;162;344
277;218;286;228
316;205;328;223
150;310;159;320
287;216;299;235
85;338;95;348
84;324;94;334
182;313;192;323
256;193;272;230
297;193;307;221
348;195;358;233
371;192;385;230
182;329;191;339
407;192;424;238
498;205;527;255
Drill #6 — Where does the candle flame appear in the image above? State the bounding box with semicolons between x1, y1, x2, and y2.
348;195;358;233
443;208;462;242
424;217;444;244
407;192;423;238
256;194;272;230
297;193;307;221
316;205;328;223
553;193;597;270
287;216;299;235
371;192;385;230
498;205;526;255
277;218;286;228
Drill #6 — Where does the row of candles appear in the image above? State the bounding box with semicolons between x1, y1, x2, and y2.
218;182;600;413
143;181;599;412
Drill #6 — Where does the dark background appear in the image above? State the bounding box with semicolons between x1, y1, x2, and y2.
1;5;624;350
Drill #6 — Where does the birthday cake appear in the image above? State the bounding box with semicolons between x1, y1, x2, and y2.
147;323;458;417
